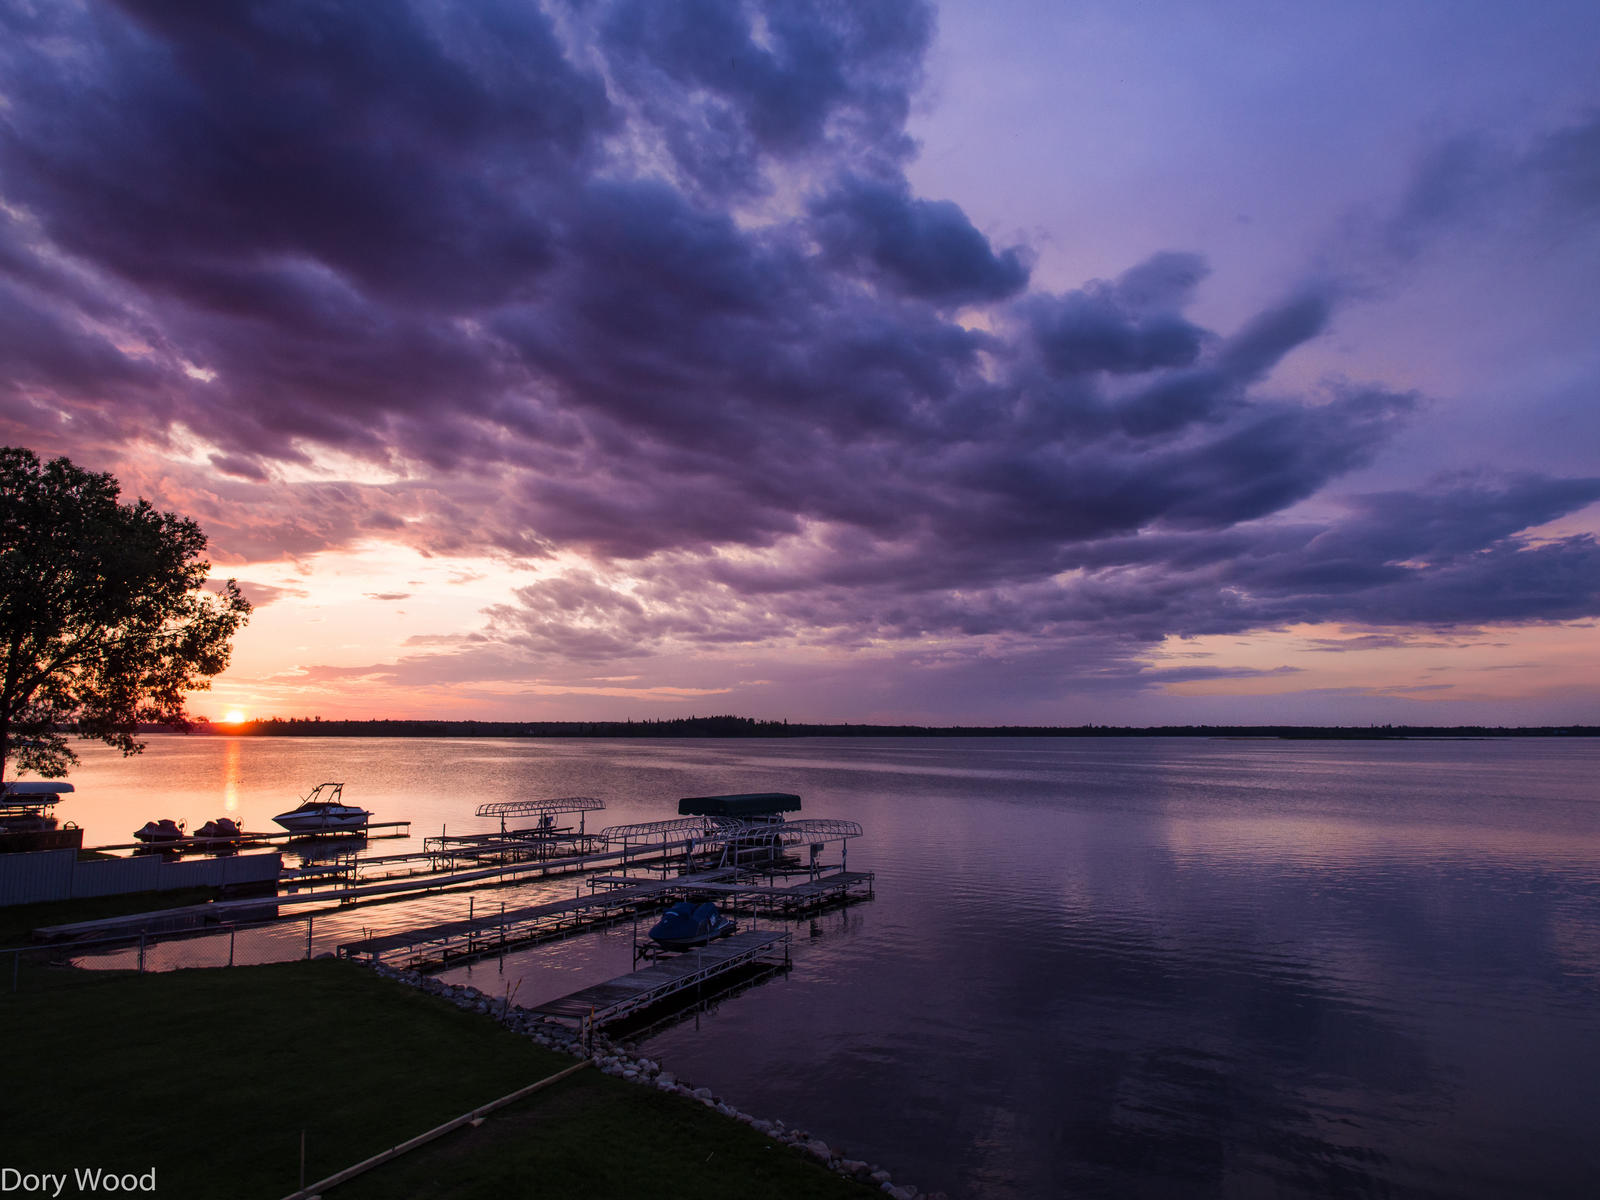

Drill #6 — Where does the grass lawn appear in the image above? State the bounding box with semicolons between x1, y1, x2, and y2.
1;958;871;1200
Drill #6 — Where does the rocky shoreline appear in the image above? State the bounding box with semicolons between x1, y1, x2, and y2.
372;963;944;1200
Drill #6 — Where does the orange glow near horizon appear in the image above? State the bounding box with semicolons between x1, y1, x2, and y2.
221;709;248;724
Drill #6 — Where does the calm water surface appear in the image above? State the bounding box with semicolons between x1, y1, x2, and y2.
62;735;1600;1198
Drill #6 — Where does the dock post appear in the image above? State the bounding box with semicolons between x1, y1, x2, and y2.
306;914;314;960
138;931;146;974
11;949;17;992
228;924;236;968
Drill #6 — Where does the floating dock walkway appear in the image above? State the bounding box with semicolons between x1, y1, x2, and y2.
335;869;735;968
528;929;792;1028
679;871;875;917
335;868;873;971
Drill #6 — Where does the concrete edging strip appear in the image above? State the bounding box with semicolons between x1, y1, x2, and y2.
279;1058;593;1200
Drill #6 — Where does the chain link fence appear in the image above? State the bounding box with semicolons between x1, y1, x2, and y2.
3;912;338;992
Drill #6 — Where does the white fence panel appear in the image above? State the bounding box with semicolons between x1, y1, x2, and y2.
0;849;281;904
0;848;75;905
70;854;164;898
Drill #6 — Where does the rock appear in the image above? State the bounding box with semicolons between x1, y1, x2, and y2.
839;1160;869;1177
656;1072;676;1088
870;1170;892;1185
691;1087;714;1102
622;1070;639;1081
804;1139;832;1162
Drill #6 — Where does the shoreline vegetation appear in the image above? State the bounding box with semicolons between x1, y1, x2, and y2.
181;715;1600;739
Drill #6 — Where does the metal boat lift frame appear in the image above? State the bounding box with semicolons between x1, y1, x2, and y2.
729;817;863;876
597;815;733;877
597;815;863;878
475;796;605;836
423;796;609;870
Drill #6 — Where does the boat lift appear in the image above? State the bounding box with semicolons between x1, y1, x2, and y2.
597;814;776;878
476;796;605;836
424;797;608;869
597;814;863;879
593;816;726;880
741;817;863;877
0;781;82;853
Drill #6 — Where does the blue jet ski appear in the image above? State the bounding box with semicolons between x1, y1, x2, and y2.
648;901;736;950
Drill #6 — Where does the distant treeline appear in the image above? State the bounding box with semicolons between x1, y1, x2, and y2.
184;715;1600;739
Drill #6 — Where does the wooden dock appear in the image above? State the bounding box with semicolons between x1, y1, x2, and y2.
528;929;792;1027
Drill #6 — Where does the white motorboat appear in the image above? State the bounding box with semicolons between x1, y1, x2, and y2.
272;782;370;834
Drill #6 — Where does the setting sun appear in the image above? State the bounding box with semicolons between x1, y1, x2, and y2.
221;709;247;724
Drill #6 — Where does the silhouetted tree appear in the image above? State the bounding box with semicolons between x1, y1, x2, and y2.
0;447;251;780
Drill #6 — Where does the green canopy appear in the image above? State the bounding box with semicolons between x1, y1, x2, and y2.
677;792;802;818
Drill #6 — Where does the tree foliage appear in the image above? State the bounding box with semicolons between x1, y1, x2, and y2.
0;447;251;780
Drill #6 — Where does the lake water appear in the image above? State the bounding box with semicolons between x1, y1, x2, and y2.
56;735;1600;1198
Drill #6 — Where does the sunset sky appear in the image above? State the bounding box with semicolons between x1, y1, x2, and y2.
3;0;1598;725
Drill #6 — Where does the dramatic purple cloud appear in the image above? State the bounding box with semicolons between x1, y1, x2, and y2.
1;0;1597;720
